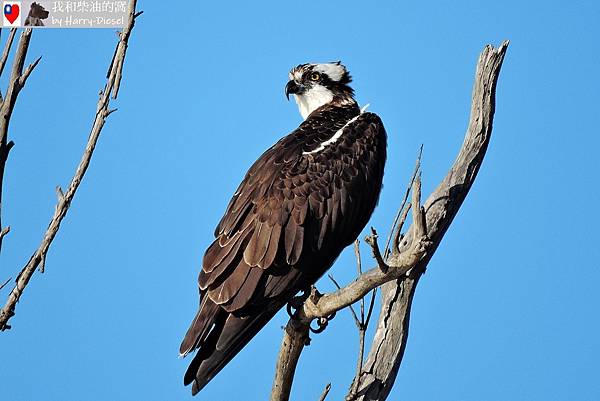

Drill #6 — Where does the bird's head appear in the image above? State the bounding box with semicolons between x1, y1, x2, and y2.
285;62;355;120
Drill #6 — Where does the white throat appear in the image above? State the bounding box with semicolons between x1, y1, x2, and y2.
293;84;334;120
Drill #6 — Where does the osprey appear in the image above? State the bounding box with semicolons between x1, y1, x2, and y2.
181;62;387;394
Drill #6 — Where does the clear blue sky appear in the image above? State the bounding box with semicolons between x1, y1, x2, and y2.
1;1;599;400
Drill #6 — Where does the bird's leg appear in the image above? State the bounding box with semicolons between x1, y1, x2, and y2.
310;311;336;334
286;287;311;319
285;285;336;333
306;285;336;333
308;285;322;304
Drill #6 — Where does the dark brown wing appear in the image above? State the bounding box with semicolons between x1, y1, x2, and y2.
180;108;387;395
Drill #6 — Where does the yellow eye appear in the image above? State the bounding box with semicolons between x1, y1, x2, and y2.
310;72;321;81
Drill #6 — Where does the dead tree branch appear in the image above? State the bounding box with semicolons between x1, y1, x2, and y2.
270;41;508;401
0;0;140;331
0;28;17;80
0;28;37;254
348;40;509;401
270;319;311;401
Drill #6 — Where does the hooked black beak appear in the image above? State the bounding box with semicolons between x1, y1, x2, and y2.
285;80;302;100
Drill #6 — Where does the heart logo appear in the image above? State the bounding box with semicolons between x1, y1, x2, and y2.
4;3;20;24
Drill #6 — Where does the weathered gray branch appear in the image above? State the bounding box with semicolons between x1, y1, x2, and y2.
270;319;310;401
0;28;37;254
270;41;508;401
0;1;140;331
348;40;509;401
0;28;17;80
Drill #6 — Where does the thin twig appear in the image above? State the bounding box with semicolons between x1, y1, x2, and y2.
328;274;359;326
354;240;364;320
364;287;377;328
0;1;140;331
347;326;366;400
0;276;10;291
392;202;412;255
317;383;332;401
354;239;362;276
329;240;378;400
349;239;371;400
383;144;423;258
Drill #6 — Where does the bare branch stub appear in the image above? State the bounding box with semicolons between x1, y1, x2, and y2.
270;41;509;401
0;1;141;331
365;228;389;272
